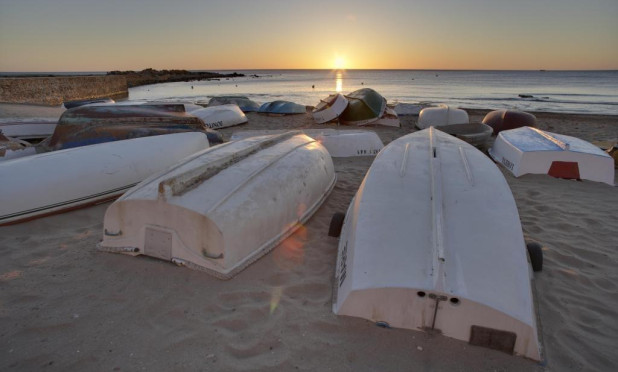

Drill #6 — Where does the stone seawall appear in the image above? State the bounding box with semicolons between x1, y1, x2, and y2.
0;76;128;106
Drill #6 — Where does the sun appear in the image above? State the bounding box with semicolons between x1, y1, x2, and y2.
334;56;346;70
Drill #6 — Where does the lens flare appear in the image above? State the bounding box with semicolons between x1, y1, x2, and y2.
270;286;283;314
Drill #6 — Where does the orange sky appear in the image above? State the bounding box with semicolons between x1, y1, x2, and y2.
1;0;617;71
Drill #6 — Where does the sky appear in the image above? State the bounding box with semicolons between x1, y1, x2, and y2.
0;0;617;72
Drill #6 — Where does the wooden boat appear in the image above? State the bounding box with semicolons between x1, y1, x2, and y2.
312;94;348;123
417;105;469;129
0;119;57;140
489;126;614;185
0;132;210;226
207;96;260;112
98;132;336;279
372;106;401;127
332;127;541;360
191;104;248;129
230;129;384;157
482;110;537;134
340;88;386;126
38;104;223;151
258;100;307;115
436;123;493;148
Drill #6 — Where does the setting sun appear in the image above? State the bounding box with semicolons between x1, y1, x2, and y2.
334;56;346;70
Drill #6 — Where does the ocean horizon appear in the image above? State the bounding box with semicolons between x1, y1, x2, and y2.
2;69;617;115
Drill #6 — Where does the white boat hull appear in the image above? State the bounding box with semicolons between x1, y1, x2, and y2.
334;128;541;360
393;103;432;116
230;129;384;157
0;119;57;140
99;132;336;279
191;104;248;129
312;94;348;124
417;105;469;129
489;127;614;185
0;132;210;225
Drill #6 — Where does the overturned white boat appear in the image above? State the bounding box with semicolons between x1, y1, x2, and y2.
417;105;469;129
98;132;336;279
230;129;384;157
392;102;432;116
489;126;614;185
0;119;57;140
312;94;348;124
206;96;260;112
332;128;541;360
190;104;248;129
0;132;210;226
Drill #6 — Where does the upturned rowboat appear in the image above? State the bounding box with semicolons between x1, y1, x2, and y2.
0;132;210;225
332;127;542;360
98;132;336;279
312;94;348;123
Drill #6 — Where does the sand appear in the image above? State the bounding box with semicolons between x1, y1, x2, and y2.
0;104;617;371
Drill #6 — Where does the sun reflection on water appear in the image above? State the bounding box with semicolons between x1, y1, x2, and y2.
335;72;343;93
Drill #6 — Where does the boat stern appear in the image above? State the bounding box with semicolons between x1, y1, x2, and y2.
98;199;233;278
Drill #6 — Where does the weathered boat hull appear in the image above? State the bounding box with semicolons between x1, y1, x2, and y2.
0;119;57;140
312;94;348;123
393;102;432;116
482;110;537;134
340;88;386;126
258;100;307;115
333;128;541;360
191;104;248;129
39;104;222;151
436;123;493;148
417;105;469;129
63;97;115;109
207;96;260;112
489;126;614;185
99;132;336;279
0;132;210;226
230;129;383;157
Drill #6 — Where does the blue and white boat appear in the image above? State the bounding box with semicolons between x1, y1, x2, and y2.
258;100;306;115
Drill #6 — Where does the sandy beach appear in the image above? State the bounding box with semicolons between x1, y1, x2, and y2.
0;104;616;371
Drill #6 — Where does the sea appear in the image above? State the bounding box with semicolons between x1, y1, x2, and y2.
6;70;618;115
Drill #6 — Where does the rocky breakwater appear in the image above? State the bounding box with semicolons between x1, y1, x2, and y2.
107;68;244;88
0;69;245;106
0;75;128;106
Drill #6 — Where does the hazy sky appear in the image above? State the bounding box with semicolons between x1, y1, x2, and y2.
1;0;617;71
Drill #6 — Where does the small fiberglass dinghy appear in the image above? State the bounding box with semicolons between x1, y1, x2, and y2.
489;126;614;185
98;132;336;279
331;127;542;360
230;129;384;157
0;132;210;225
312;94;348;123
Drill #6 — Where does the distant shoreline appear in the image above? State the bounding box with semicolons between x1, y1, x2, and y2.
0;68;247;88
2;68;617;76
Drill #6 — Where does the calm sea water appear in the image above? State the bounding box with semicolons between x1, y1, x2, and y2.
33;69;609;116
